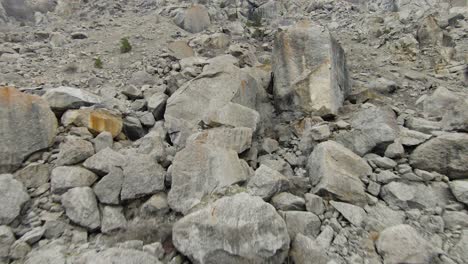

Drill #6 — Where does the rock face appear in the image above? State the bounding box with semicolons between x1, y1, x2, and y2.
61;109;123;138
410;133;468;179
168;143;248;214
173;193;290;264
61;187;100;230
174;5;211;33
164;56;259;146
42;86;102;112
376;225;442;264
272;22;350;114
307;141;371;206
0;87;57;173
0;174;30;225
336;106;399;155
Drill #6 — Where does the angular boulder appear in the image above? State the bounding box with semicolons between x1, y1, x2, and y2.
410;133;468;179
173;193;290;264
307;141;371;206
164;55;259;147
247;165;289;200
61;108;123;138
0;87;57;173
55;138;94;166
93;168;124;205
290;234;330;264
50;166;97;194
187;127;253;153
0;174;30;225
449;180;468;205
42;86;102;112
441;98;468;132
174;5;211;33
168;143;248;214
61;187;100;230
121;153;166;200
272;22;350;114
376;225;442;264
336;106;399;155
78;248;162;264
83;147;125;176
203;102;260;131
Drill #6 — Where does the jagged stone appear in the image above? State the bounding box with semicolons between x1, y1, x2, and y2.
61;108;123;138
77;248;162;264
0;87;57;173
0;174;30;225
101;206;127;234
410;132;468;179
272;21;349;115
51;166;97;194
42;86;102;112
290;234;330;264
55;138;95;166
449;180;468;205
330;201;367;227
247;165;289;201
271;192;305;211
280;211;321;240
14;163;50;188
61;187;100;230
83;147;125;176
93;167;123;205
168;143;248;214
173;193;290;264
174;5;211;33
307;141;371;206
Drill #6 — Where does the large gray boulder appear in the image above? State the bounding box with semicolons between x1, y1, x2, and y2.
42;86;102;112
307;141;371;206
164;55;259;147
0;174;30;225
410;133;468;179
0;87;57;173
174;5;211;33
336;106;399;156
51;166;97;194
187;127;253;153
441;98;468;132
247;165;289;201
121;153;166;200
272;22;350;115
61;187;100;230
449;180;468;205
376;225;442;264
173;193;290;264
168;143;248;214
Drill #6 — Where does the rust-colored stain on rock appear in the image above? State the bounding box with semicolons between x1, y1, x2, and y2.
88;111;123;137
0;86;36;106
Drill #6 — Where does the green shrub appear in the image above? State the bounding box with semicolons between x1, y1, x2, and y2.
94;57;103;69
120;37;132;53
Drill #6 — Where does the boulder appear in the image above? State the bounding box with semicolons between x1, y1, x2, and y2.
247;165;290;200
410;133;468;179
42;86;102;112
423;87;461;119
0;225;15;261
168;143;248;214
290;234;330;264
61;108;123;138
187;127;253;153
101;206;127;234
441;98;468;132
376;225;442;264
14;163;50;188
336;106;399;156
147;93;168;121
271;192;305;211
280;211;321;239
450;229;468;264
174;5;211;33
0;174;30;225
330;201;367;227
121;153;166;200
449;180;468;205
51;166;97;194
0;87;57;173
93;168;124;205
272;21;350;115
61;187;100;230
173;193;290;264
55;138;94;166
203;102;260;131
83;148;125;176
23;243;66;264
307;141;371;206
164;55;259;146
77;248;162;264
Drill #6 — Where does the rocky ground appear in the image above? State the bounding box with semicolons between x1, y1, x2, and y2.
0;0;467;263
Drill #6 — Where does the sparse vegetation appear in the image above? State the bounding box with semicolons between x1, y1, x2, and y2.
94;57;103;69
120;37;132;53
